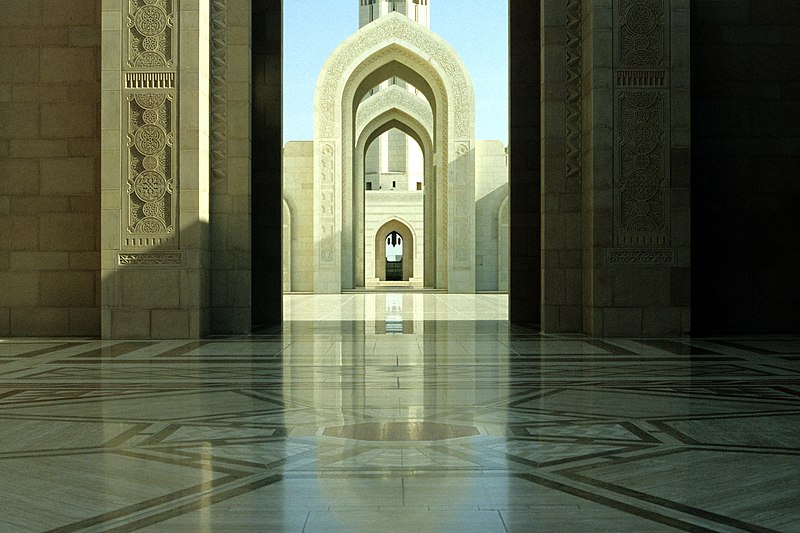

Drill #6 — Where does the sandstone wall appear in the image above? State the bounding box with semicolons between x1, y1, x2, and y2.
0;0;101;336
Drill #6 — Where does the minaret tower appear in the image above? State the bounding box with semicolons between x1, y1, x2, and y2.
360;0;429;192
359;0;430;29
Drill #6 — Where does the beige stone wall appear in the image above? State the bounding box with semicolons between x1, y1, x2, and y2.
475;141;509;291
0;0;101;336
282;142;314;292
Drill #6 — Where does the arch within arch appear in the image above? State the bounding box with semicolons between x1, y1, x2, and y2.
498;195;509;292
374;218;416;282
313;12;476;293
356;109;434;287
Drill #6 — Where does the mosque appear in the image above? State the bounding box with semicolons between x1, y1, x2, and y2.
282;0;509;293
0;0;796;338
1;1;799;530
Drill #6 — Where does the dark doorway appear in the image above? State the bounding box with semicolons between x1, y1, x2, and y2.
385;231;404;281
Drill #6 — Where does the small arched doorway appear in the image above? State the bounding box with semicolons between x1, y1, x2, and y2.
384;231;404;281
373;218;415;282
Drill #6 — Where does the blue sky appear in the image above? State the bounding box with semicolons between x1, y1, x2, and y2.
283;1;508;143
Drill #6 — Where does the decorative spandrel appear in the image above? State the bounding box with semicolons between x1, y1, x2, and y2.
125;93;177;246
127;0;175;68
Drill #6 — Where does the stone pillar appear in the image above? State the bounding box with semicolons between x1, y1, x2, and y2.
101;0;211;339
509;0;541;326
541;0;584;332
210;0;252;334
582;0;690;336
447;141;476;293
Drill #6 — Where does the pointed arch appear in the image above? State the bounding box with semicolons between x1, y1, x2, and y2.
356;108;434;287
374;217;416;282
312;12;476;293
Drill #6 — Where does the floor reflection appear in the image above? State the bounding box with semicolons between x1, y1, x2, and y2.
0;295;798;531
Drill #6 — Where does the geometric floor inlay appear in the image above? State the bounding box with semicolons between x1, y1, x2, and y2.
0;295;798;532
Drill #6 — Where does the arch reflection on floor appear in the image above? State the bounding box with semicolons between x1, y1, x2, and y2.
0;294;798;531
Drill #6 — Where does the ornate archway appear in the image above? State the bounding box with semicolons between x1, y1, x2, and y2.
313;13;475;293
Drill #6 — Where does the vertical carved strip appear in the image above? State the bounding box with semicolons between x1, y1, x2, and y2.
565;0;582;185
319;143;336;267
616;90;667;244
613;0;670;250
126;0;176;68
123;0;178;250
211;1;228;186
452;142;470;266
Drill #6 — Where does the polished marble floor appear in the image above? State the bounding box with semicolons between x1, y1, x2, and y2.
1;294;799;532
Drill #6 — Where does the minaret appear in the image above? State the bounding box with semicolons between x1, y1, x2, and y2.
359;0;430;29
360;1;429;192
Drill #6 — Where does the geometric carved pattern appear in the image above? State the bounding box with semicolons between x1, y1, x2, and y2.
319;143;336;267
618;0;666;67
126;0;175;68
118;252;183;266
123;0;178;251
125;72;176;90
126;93;177;243
616;91;667;243
616;69;666;87
608;249;675;265
565;0;582;187
210;1;228;187
613;0;670;250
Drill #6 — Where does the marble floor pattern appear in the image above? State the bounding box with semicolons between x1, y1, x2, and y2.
1;294;799;532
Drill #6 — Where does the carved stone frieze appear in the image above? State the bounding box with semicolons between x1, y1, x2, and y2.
608;249;674;265
118;252;183;266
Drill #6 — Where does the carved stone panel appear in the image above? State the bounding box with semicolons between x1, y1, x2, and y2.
615;90;668;245
612;0;670;250
126;0;176;69
617;0;666;68
319;143;337;268
124;93;178;248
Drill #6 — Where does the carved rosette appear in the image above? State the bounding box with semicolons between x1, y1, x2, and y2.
127;0;175;69
126;93;176;238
